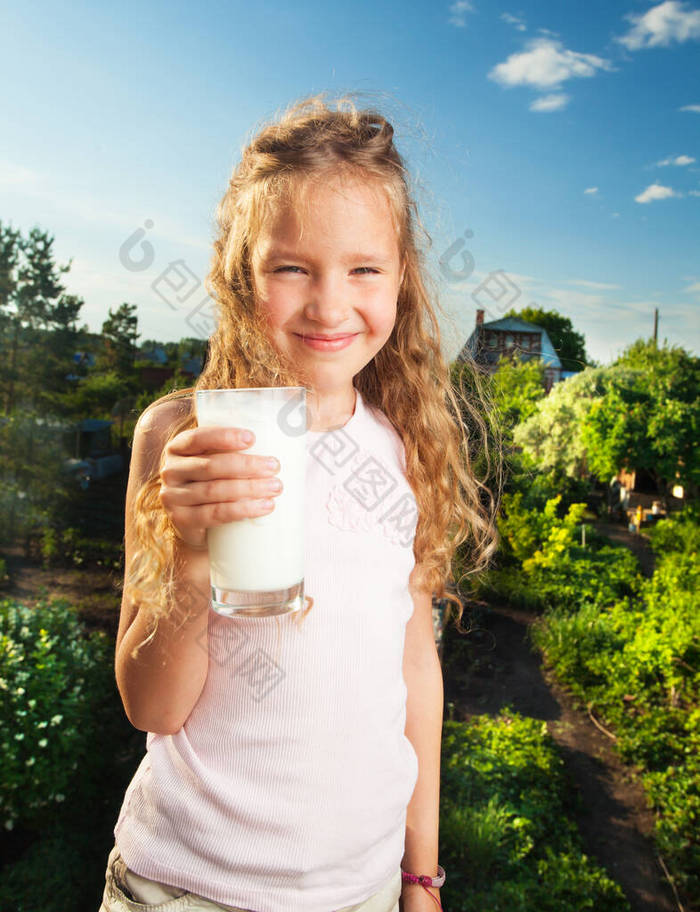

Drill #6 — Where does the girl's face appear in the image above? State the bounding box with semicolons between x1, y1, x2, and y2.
250;175;405;401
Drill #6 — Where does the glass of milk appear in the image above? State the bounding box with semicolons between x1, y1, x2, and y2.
195;387;307;617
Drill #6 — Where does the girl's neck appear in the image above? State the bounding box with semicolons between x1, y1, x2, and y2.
306;386;357;432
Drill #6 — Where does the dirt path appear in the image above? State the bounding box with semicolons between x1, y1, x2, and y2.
442;600;679;912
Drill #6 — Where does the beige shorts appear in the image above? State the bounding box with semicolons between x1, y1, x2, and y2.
99;844;401;912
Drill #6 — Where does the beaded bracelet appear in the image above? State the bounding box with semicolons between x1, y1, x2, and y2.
401;865;445;910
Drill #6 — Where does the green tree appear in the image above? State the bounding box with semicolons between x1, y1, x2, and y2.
100;302;139;379
177;336;208;364
503;306;591;372
490;355;547;432
514;367;610;478
34;294;89;415
515;341;699;496
582;340;699;494
61;370;129;419
0;224;83;414
0;411;71;545
0;222;23;408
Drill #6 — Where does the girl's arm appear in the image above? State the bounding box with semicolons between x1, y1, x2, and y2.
400;566;443;911
115;401;211;736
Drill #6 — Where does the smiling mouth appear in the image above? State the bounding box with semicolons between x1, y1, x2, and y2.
295;333;358;340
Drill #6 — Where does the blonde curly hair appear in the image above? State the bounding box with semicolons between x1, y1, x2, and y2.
125;91;501;658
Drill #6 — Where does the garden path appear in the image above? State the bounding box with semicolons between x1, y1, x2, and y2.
442;597;678;912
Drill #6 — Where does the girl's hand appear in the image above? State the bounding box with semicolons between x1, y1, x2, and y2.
158;426;283;551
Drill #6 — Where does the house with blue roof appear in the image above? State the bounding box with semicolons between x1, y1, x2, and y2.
458;309;571;392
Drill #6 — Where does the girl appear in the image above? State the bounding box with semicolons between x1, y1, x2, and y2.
100;92;498;912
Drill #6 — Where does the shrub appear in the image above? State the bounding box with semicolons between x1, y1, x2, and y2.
531;517;700;900
0;597;144;910
646;508;700;557
36;526;123;571
440;712;629;911
0;598;116;831
479;492;641;613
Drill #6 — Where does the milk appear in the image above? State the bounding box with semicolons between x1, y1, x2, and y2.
195;388;306;611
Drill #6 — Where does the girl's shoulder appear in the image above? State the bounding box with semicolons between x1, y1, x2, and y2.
129;390;196;487
136;389;195;436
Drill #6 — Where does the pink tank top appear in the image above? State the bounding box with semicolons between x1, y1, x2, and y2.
114;387;420;912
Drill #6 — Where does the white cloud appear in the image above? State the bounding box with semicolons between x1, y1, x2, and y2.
584;186;599;194
634;182;679;203
689;189;700;196
656;153;696;166
0;160;44;192
680;103;700;112
448;1;475;27
683;280;700;293
618;1;700;50
530;93;570;111
501;12;526;31
488;38;612;89
568;279;621;290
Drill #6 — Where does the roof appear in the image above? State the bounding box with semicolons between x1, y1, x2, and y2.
478;316;543;333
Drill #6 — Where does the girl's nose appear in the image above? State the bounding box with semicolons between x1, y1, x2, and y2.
304;273;350;324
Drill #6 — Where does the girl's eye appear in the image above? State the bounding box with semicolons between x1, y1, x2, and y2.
274;266;378;274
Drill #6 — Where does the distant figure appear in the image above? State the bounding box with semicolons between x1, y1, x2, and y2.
607;476;623;520
620;484;630;515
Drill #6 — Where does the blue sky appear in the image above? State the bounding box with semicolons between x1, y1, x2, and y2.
1;0;699;365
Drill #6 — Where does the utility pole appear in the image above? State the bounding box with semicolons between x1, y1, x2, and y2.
653;307;658;346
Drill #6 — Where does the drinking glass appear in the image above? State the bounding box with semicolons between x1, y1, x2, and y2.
195;387;307;617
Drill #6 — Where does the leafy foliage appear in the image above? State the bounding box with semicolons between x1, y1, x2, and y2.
528;512;700;899
489;355;547;432
440;712;629;911
99;302;140;377
0;411;72;546
0;598;144;910
0;598;113;830
0;223;89;416
38;525;124;571
482;492;641;612
515;342;700;492
514;367;609;478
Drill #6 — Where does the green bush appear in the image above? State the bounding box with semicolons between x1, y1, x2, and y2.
0;597;144;910
479;492;641;613
646;507;700;557
531;516;699;900
0;598;115;831
473;493;699;902
440;712;629;911
37;525;123;571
